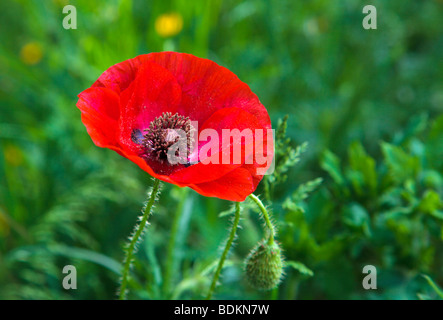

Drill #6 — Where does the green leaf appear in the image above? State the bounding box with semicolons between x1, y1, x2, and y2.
6;245;122;275
321;150;345;185
417;293;432;300
418;190;443;217
381;142;420;184
218;207;236;218
343;203;370;232
291;178;323;203
422;275;443;299
393;113;428;145
286;261;314;277
265;115;308;192
347;141;377;193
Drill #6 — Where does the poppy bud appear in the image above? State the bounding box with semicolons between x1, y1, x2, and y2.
244;239;284;290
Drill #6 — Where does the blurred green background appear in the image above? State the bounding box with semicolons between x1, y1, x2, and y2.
0;0;442;300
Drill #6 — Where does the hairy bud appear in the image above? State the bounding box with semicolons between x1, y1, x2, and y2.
244;239;284;290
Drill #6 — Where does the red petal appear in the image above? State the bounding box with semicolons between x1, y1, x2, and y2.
92;55;150;94
118;61;182;153
190;167;254;201
169;107;262;184
144;52;270;128
77;87;121;148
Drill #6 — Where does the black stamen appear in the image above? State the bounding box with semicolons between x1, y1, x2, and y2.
139;112;194;165
131;129;143;144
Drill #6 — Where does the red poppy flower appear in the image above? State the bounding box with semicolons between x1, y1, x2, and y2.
76;52;273;201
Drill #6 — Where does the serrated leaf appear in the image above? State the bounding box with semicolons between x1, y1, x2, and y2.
291;177;323;203
282;197;305;213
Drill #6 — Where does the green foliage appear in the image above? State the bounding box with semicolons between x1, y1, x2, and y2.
0;0;442;300
281;114;443;299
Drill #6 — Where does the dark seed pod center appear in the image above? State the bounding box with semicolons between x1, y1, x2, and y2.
140;112;194;164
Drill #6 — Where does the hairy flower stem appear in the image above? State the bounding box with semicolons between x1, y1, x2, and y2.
118;178;161;300
248;194;275;245
206;202;241;300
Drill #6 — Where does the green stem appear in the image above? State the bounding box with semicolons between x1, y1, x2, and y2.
118;178;161;300
162;188;188;297
248;194;275;244
206;202;241;300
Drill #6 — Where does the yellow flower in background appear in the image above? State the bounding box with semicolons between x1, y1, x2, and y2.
0;208;10;237
20;42;43;65
155;13;183;38
4;144;24;167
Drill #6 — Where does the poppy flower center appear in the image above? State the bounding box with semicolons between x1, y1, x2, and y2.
140;112;194;164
